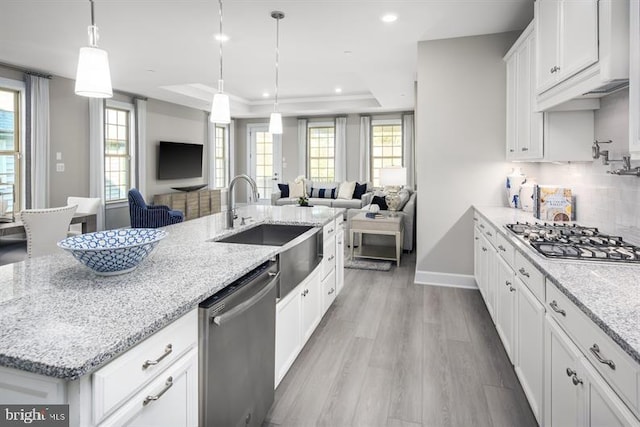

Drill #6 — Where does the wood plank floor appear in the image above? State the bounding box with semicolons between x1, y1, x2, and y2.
264;252;538;427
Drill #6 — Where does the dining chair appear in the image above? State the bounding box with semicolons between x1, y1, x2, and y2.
20;205;77;258
66;196;101;236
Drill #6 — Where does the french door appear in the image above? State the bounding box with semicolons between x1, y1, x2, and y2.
248;124;281;204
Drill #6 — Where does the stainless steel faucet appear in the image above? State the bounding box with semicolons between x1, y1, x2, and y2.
227;174;259;228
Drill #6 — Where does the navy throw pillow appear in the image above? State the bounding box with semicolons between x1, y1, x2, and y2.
371;195;388;210
277;183;289;198
310;187;336;199
352;182;367;199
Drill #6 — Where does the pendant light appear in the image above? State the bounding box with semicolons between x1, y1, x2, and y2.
75;0;113;98
269;11;285;135
210;0;231;124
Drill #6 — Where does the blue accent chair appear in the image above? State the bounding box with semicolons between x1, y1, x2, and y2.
128;188;184;228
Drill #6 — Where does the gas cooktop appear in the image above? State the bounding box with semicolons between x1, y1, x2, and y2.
506;222;640;263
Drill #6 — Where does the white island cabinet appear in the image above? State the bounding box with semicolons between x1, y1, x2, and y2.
0;309;199;427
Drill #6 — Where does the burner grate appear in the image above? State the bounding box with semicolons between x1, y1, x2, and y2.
505;222;640;263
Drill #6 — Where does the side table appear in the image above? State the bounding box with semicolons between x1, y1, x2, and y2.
350;212;404;266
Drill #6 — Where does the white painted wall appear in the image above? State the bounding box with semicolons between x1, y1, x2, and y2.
415;32;519;286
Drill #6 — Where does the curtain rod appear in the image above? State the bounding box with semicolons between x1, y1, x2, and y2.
0;62;53;79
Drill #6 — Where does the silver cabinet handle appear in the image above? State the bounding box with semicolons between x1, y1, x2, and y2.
143;376;174;406
473;217;478;221
571;374;583;386
142;344;173;369
590;344;616;370
509;287;516;292
521;147;529;152
498;245;506;251
302;289;309;297
479;224;485;229
486;231;493;237
505;281;511;287
482;247;487;252
328;288;335;295
518;267;530;278
474;237;479;241
328;228;334;234
549;300;566;316
566;368;576;377
509;149;515;152
328;255;335;261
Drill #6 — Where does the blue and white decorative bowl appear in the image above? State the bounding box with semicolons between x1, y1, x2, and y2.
57;228;167;276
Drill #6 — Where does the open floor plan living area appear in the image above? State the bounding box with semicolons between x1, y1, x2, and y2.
0;0;639;426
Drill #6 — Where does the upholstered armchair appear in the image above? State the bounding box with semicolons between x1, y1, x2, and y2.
128;188;184;228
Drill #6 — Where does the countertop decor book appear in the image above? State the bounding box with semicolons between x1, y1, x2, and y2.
534;185;572;221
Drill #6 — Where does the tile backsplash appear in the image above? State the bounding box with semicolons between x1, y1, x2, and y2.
515;89;640;245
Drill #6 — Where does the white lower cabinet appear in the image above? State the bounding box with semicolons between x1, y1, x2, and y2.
495;255;516;364
275;265;322;387
99;348;198;427
335;228;344;296
545;316;640;427
515;276;545;424
321;268;336;314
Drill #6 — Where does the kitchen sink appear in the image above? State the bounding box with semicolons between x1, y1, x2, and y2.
215;224;315;246
214;223;322;300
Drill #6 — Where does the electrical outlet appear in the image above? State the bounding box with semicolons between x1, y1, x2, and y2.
56;163;65;172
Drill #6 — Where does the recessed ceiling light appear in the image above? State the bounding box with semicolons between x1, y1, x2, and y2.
214;33;230;42
335;87;342;94
381;14;397;23
343;50;353;55
262;92;270;98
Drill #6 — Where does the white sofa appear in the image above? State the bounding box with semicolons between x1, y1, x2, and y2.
270;180;373;210
346;189;417;252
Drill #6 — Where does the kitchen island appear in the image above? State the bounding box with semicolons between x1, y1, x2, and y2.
0;204;343;426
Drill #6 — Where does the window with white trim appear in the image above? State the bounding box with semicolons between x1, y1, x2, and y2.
213;125;228;188
104;102;135;203
308;124;335;182
371;120;402;187
0;85;22;217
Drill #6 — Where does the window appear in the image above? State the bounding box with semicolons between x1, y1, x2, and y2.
308;125;335;182
213;125;228;188
104;103;135;203
371;121;402;187
0;87;20;218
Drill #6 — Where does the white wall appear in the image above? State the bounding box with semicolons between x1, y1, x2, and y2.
415;32;519;287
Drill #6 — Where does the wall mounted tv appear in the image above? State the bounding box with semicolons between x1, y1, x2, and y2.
157;141;203;180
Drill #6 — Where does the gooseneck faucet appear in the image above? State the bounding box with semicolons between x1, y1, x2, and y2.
227;174;260;228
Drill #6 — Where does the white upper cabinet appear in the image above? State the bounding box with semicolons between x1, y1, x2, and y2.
631;0;640;159
504;23;594;162
535;0;630;111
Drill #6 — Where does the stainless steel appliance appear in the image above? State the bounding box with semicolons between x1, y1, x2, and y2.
506;222;640;263
199;258;279;427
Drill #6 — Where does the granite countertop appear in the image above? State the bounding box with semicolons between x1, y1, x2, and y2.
474;206;640;365
0;205;343;380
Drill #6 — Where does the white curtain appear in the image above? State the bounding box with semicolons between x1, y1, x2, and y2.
89;98;106;231
403;113;415;189
208;117;232;188
297;118;307;177
135;98;147;196
335;116;347;182
358;115;371;183
26;75;50;209
228;119;235;180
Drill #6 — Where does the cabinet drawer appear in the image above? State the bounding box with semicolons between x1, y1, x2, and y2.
93;309;198;424
322;234;336;279
496;233;515;268
98;347;198;427
478;217;497;247
546;283;639;415
515;251;544;302
323;218;337;241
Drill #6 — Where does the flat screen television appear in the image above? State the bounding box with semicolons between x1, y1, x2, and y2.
157;141;203;180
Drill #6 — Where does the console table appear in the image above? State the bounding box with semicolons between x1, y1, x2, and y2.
153;189;221;221
350;212;404;266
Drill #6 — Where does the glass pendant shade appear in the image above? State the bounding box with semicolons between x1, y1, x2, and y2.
210;92;230;124
75;46;113;98
269;112;283;134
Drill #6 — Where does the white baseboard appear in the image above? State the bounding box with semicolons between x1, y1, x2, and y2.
414;270;478;289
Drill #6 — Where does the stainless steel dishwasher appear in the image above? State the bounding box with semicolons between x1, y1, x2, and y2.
199;258;279;427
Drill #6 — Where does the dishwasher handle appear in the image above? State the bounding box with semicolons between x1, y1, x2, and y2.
212;272;280;326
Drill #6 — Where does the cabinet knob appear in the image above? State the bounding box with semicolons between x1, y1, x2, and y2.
509;287;516;292
509;149;515;152
566;367;576;377
571;374;583;386
505;281;512;287
482;247;488;252
521;147;529;152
